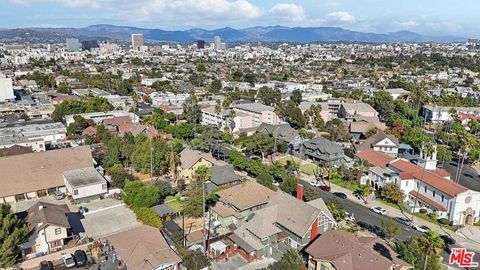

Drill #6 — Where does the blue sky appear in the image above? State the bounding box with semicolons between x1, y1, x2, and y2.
2;0;480;36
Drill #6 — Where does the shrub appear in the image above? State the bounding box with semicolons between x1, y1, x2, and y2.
438;218;449;225
132;207;163;229
419;209;428;214
427;213;436;220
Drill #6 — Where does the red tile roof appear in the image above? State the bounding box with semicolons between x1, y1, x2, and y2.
355;149;394;169
409;191;446;211
390;159;467;197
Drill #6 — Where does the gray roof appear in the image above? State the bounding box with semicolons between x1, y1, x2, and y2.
233;102;275;114
26;202;70;232
256;123;297;142
211;164;241;186
355;131;399;152
341;102;378;113
151;204;176;216
63;167;107;188
303;137;343;156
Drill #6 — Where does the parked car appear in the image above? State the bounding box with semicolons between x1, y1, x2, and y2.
394;216;411;225
54;190;65;200
370;206;387;215
62;254;76;268
333;192;347;199
309;179;321;187
73;250;88;266
356;221;373;230
412;224;430;233
319;185;331;192
345;212;355;222
440;234;456;245
39;261;54;270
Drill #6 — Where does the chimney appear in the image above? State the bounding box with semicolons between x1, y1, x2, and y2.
296;183;304;201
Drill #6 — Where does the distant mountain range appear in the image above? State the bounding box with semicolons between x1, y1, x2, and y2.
0;24;467;43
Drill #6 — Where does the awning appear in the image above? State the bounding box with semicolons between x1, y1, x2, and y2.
228;233;256;254
409;191;446;211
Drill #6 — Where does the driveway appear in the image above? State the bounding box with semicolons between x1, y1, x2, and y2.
210;255;248;270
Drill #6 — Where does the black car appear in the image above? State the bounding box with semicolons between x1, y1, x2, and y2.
333;192;347;199
39;261;54;270
440;234;456;245
356;221;373;230
73;250;88;266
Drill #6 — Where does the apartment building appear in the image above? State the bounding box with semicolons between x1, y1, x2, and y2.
232;102;280;127
0;122;67;151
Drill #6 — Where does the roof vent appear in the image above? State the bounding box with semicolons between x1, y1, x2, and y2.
38;204;44;210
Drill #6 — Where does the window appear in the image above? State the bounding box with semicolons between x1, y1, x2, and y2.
433;190;436;198
441;195;444;202
424;186;427;193
73;189;78;195
416;182;420;189
102;184;107;190
55;228;61;235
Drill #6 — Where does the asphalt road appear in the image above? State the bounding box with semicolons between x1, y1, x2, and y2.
299;180;476;269
440;157;480;192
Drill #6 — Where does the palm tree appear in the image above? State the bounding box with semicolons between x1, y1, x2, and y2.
356;184;374;204
455;133;476;183
417;231;444;270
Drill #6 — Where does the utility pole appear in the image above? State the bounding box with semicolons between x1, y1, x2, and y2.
150;137;153;178
202;177;206;254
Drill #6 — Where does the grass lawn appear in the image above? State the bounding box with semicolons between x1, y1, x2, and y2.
277;155;302;166
329;176;359;191
165;195;186;212
375;197;409;212
300;163;319;175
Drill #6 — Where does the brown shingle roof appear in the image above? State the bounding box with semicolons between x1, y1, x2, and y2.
179;148;216;170
26;202;70;232
216;181;274;211
106;225;181;270
305;230;408;270
0;146;94;198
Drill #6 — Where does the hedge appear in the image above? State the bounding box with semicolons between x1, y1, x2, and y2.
132;207;164;229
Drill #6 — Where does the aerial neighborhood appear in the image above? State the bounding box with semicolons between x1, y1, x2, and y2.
1;29;480;270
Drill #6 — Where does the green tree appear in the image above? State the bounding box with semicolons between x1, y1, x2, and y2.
0;204;29;268
196;62;206;72
417;231;444;270
153;181;175;203
303;187;320;202
52;96;113;122
381;218;401;239
327;199;346;221
132;207;163;229
290;89;303;105
257;171;275;190
181;249;210;270
270;249;304;270
325;119;350;141
371;90;395;120
106;164;132;188
277;100;306;129
57;82;71;94
257;86;281;106
66;115;89;136
437;145;452;164
210;79;222;93
381;182;405;204
182;95;202;124
103;136;123;168
280;174;298;195
123;181;161;208
243;133;276;160
355;184;374;204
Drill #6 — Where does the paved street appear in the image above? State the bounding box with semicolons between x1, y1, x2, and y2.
299;179;480;269
441;158;480;192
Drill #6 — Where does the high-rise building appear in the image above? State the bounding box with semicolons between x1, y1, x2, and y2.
81;40;99;51
131;34;144;50
66;38;81;52
213;36;222;50
197;40;205;49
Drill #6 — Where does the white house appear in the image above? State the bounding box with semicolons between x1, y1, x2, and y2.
422;104;480;123
20;203;71;258
357;150;480;225
63;167;108;203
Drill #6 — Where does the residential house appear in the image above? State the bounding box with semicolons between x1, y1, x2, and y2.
228;190;336;260
338;102;379;119
421;104;480;123
106;225;182;270
206;164;241;193
211;181;275;233
354;131;399;157
256;123;303;152
20;203;72;258
305;230;411;270
348;115;386;140
356;149;480;225
63;167;108;203
178;148;217;183
0;146;94;203
301;137;345;167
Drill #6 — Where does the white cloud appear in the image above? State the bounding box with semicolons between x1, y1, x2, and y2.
395;20;419;28
425;21;463;32
269;3;305;23
326;11;356;23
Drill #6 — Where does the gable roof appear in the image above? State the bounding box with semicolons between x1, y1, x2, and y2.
179;148;216;170
303;137;343;155
355;131;399;152
216;181;274;211
106;225;181;270
355;149;394;169
256;123;297;142
389;159;467;197
305;230;406;270
25;202;70;232
0;146;94;198
210;164;241;186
